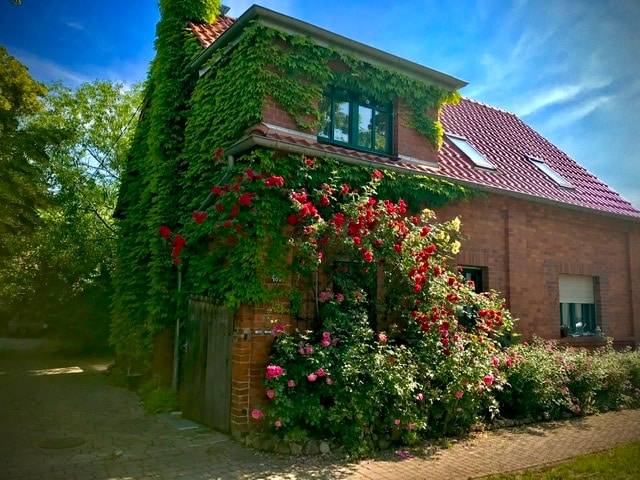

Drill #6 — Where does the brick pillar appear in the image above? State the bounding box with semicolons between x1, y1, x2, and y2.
229;299;294;437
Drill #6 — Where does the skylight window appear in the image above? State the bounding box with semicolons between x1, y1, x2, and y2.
527;156;573;188
446;134;496;170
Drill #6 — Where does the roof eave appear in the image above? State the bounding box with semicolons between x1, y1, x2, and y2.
225;133;640;223
189;5;467;91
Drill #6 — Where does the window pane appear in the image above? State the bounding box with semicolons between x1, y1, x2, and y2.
318;96;331;139
334;100;350;143
358;105;373;148
375;110;389;152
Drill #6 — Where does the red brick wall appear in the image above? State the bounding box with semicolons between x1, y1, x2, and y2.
436;193;640;347
394;99;439;164
229;299;293;435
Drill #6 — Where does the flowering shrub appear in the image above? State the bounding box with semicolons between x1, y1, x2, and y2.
257;170;515;455
497;337;640;420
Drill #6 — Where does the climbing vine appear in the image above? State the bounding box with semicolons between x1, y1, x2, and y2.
113;7;468;373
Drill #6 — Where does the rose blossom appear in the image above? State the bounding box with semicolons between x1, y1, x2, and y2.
287;379;296;388
416;393;424;401
265;365;283;379
394;419;401;426
307;373;317;382
266;389;275;399
275;420;282;428
483;374;495;387
455;391;464;399
316;368;325;377
251;409;263;420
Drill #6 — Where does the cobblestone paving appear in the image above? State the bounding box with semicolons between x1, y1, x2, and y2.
1;344;639;480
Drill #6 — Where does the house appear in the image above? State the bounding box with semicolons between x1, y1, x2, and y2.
116;4;640;436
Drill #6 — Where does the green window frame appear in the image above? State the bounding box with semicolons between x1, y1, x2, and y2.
318;88;392;155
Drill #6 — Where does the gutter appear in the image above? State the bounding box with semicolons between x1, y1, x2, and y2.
225;134;640;224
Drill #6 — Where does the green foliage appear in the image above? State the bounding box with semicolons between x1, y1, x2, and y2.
139;382;179;414
0;46;55;264
111;0;220;373
178;151;469;312
252;173;512;456
497;338;640;420
0;80;141;352
113;9;465;373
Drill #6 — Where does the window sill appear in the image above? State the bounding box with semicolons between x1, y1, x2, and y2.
558;336;607;347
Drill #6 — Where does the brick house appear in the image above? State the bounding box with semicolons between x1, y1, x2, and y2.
153;5;640;434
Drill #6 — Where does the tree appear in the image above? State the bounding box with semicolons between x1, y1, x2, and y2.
0;47;53;265
0;80;142;350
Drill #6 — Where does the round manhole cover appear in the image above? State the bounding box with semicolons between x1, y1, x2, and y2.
38;437;86;449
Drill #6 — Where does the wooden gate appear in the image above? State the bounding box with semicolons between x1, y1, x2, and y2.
181;296;233;432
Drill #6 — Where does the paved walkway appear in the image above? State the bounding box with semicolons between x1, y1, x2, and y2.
1;348;639;479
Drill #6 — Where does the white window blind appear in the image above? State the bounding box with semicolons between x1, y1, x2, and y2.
559;275;594;304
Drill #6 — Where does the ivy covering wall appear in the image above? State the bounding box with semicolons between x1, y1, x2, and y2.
111;0;221;370
112;4;470;372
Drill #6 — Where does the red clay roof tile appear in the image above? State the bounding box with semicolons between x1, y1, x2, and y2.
439;98;640;218
188;16;236;48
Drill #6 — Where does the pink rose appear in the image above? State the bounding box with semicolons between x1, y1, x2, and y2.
321;339;330;347
408;423;414;430
275;420;282;428
266;365;283;379
336;293;345;302
322;331;331;340
455;391;464;399
307;373;317;382
483;374;495;387
271;324;285;335
416;393;424;401
251;409;263;420
326;377;332;385
287;379;296;388
394;419;401;426
316;368;325;377
305;346;314;355
492;356;500;366
266;389;275;399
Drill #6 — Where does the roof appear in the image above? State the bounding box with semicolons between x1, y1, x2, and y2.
439;98;640;219
188;11;640;221
188;16;236;49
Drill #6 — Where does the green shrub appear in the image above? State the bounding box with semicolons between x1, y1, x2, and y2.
498;338;640;421
139;382;179;414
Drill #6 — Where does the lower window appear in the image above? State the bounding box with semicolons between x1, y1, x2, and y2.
559;274;598;336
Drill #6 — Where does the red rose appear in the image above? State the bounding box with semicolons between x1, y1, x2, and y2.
286;214;299;226
238;193;253;206
158;226;171;239
192;211;207;224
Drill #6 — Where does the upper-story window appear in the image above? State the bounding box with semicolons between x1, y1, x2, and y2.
318;88;392;154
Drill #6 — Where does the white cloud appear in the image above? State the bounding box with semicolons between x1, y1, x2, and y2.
538;95;613;133
64;21;84;31
4;46;90;86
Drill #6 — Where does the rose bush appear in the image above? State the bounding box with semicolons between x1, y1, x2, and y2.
259;171;515;455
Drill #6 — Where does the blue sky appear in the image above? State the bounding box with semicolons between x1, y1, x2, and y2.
1;0;638;208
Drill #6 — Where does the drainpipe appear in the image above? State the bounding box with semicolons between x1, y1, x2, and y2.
171;154;236;392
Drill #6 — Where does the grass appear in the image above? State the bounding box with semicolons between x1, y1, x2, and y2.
479;441;640;479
